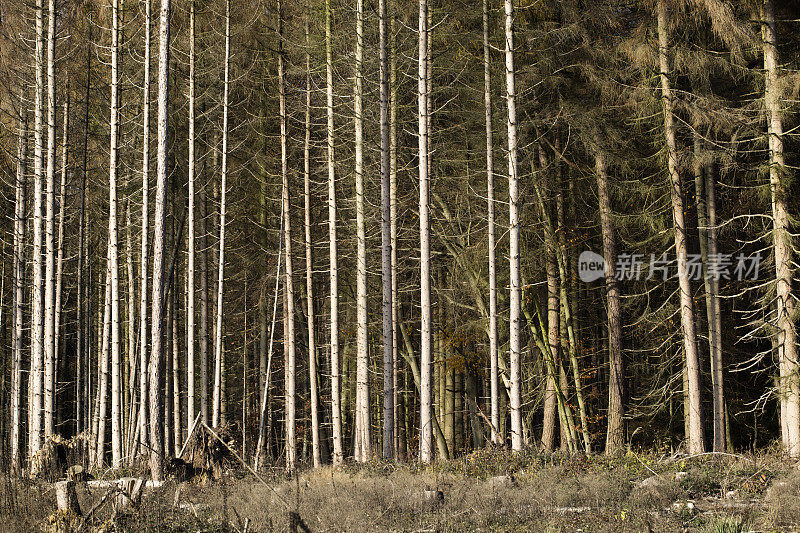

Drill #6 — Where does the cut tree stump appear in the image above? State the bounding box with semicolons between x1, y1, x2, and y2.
55;480;82;516
114;477;145;512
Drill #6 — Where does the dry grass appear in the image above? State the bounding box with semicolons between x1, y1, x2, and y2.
2;449;799;532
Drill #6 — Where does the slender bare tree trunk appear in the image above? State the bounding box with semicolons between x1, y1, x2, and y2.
199;126;210;425
139;0;152;452
149;0;171;481
594;150;624;453
212;0;231;429
76;26;92;444
29;0;45;461
186;0;196;431
11;114;27;471
96;257;112;468
389;15;404;460
353;0;370;462
657;0;704;454
302;17;321;468
503;0;523;452
172;274;181;455
43;0;57;438
762;0;799;456
276;0;296;471
125;198;137;457
325;0;343;467
693;134;724;451
418;0;433;464
54;97;68;404
482;0;500;445
379;0;394;462
108;0;123;468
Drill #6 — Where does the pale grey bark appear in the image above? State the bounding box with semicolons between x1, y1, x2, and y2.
354;0;371;463
150;0;171;481
418;0;433;464
11;114;27;471
54;98;68;416
187;0;196;430
108;0;123;468
302;17;321;468
43;0;56;438
483;0;500;445
657;0;705;454
379;0;394;461
762;0;799;456
139;0;151;452
212;0;231;430
504;0;523;452
29;0;45;460
326;0;343;466
277;0;296;471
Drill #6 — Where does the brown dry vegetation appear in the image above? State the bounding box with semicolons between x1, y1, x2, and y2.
2;449;800;532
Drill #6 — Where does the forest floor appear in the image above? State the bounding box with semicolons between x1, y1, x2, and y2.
3;447;800;532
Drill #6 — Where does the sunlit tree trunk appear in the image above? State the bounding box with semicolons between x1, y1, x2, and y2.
11;114;27;471
762;0;799;456
186;0;196;430
29;0;45;461
418;0;433;464
150;0;171;481
276;0;296;471
43;0;57;438
139;0;152;452
325;0;343;466
212;0;231;429
657;0;705;454
352;0;371;462
483;0;500;444
96;257;112;467
504;0;523;452
108;0;123;468
302;17;321;468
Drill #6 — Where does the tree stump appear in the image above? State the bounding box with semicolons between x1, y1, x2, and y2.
54;480;82;517
114;477;144;512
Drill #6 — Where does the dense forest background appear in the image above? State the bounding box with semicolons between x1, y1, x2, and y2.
1;0;800;479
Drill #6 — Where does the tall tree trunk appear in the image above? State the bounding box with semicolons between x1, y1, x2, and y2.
108;0;123;468
43;0;57;438
77;21;92;444
54;97;68;412
96;256;112;467
186;0;196;430
212;0;231;429
11;114;27;471
595;150;624;453
199;111;210;425
762;0;799;456
277;0;296;471
483;0;500;446
353;0;371;462
693;134;724;451
139;0;152;452
379;0;394;462
657;0;704;454
504;0;523;452
418;0;434;464
302;17;321;468
389;14;404;460
325;0;343;466
149;0;171;481
29;0;45;460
